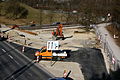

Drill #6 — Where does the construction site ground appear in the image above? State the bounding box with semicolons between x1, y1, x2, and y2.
0;26;108;80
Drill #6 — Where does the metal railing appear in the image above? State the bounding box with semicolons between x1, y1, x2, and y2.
94;26;120;71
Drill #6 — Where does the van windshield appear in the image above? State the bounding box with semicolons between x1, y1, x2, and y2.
41;49;47;53
38;48;43;52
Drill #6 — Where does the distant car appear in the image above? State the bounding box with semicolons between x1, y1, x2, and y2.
48;77;73;80
89;24;96;29
48;77;65;80
52;22;61;26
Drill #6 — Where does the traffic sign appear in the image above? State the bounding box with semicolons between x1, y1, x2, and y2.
47;41;59;50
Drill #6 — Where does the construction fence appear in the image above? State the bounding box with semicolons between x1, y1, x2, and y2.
94;26;120;71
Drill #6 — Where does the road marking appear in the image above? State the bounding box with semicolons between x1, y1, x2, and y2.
14;60;19;65
1;49;6;52
8;55;19;65
28;73;33;77
8;55;13;59
11;75;16;80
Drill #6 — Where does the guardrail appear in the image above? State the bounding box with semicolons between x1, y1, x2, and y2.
94;26;120;71
19;24;84;30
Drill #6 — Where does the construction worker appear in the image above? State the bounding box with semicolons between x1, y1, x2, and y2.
52;23;64;40
30;21;36;27
55;24;63;37
52;30;56;37
58;24;63;37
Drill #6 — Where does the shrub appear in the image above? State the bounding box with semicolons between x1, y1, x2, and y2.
0;0;28;19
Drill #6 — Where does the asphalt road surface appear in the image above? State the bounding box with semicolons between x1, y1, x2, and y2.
64;48;108;80
0;41;53;80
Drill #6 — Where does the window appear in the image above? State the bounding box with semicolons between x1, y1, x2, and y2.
41;49;46;53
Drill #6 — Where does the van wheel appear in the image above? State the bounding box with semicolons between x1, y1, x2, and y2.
39;55;42;60
57;57;62;61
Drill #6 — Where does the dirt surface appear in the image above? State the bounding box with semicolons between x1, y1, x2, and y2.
1;27;97;51
0;26;108;80
39;61;84;80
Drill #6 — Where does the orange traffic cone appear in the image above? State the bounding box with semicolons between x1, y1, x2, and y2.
22;46;25;53
34;56;39;63
63;70;67;78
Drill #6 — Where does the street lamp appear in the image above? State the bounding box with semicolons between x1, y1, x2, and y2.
106;13;111;27
107;13;111;18
72;10;77;14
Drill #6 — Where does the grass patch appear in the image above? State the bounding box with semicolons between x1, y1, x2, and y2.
19;3;67;24
0;2;67;25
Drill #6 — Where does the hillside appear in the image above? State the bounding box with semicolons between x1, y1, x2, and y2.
0;2;66;25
